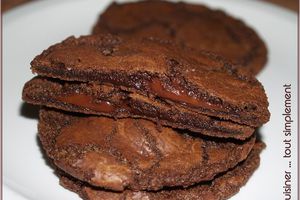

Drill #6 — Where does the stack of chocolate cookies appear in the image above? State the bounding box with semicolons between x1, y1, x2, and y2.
22;1;270;200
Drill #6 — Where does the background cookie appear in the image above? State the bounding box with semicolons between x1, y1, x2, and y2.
93;0;268;75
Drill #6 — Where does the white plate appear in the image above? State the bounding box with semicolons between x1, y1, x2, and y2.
3;0;298;199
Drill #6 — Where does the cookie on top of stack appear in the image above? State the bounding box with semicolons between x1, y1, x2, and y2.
22;1;270;200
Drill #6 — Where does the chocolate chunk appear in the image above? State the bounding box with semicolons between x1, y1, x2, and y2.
30;34;270;128
92;1;267;75
59;142;265;200
38;108;256;191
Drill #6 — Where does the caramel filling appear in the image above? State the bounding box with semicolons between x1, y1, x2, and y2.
56;78;222;114
57;94;114;113
149;78;221;110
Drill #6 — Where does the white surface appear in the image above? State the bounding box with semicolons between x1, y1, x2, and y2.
3;0;298;199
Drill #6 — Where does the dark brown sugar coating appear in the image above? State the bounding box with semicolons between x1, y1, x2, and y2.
24;77;255;140
59;142;265;200
38;108;256;191
92;0;267;75
31;34;270;128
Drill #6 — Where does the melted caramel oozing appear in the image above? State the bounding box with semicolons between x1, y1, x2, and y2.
57;94;114;113
149;78;221;110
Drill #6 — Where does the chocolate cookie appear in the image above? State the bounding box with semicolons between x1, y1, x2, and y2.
24;77;254;140
38;108;256;191
30;35;270;129
59;142;265;200
92;1;267;75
